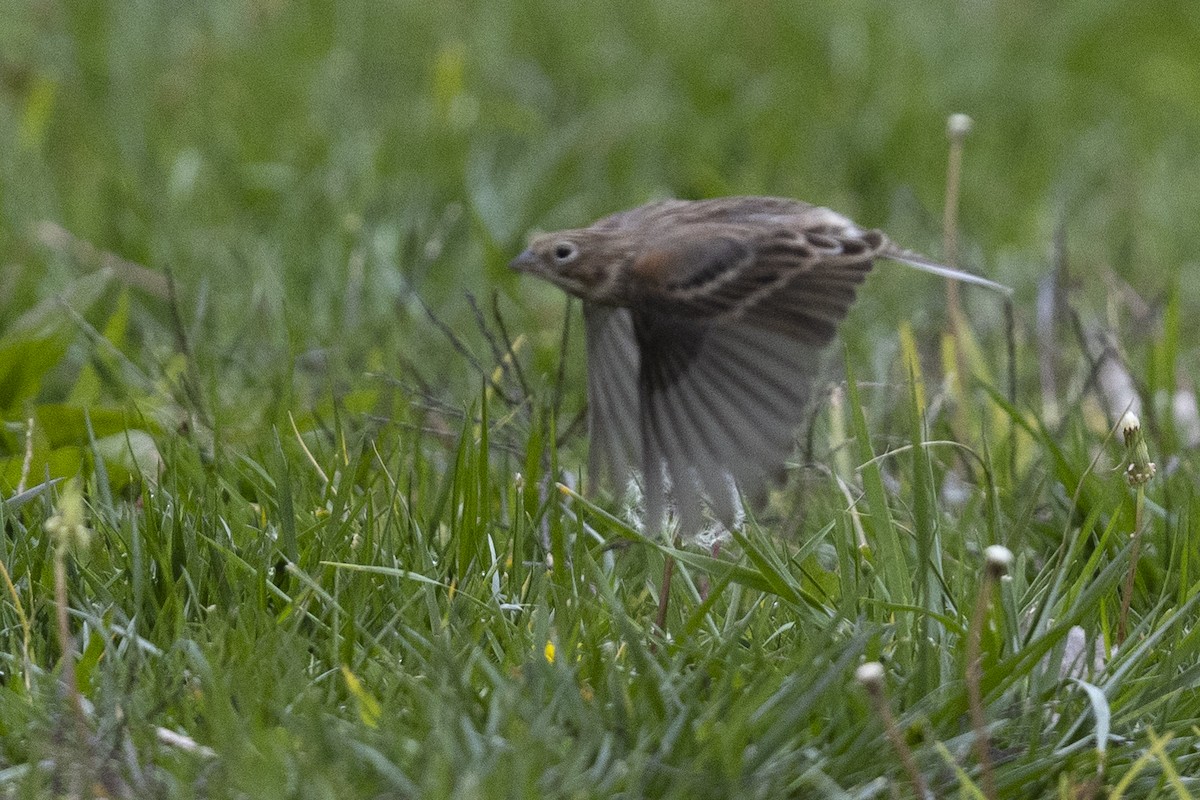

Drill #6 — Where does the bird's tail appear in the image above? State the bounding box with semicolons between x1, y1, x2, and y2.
883;246;1013;296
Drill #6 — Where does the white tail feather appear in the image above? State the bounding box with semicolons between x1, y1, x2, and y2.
884;248;1013;296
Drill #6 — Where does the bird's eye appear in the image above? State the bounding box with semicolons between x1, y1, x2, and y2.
552;241;579;264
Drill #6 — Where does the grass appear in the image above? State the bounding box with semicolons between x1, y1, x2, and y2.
2;1;1200;797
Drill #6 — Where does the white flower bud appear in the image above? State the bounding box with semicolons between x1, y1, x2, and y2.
947;113;974;139
1119;410;1155;485
1120;410;1141;447
855;661;885;688
984;545;1013;575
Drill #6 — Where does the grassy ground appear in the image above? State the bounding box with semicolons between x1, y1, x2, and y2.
2;1;1199;797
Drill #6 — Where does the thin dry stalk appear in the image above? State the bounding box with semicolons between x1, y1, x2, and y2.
1117;411;1154;644
857;663;930;799
966;546;1011;800
942;114;972;339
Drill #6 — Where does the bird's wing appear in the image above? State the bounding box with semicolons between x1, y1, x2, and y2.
631;310;823;531
627;222;880;343
583;304;642;496
608;196;814;228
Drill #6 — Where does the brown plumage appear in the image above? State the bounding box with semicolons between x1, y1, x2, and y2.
511;196;1004;535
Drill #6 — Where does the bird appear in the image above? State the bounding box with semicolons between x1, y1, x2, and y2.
510;196;1006;623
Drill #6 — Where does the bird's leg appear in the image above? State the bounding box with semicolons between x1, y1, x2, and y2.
657;535;722;630
697;539;722;601
654;539;680;632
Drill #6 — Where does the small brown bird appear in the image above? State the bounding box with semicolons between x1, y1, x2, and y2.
511;196;1003;543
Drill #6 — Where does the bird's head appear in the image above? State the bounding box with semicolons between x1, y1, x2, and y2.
510;229;628;303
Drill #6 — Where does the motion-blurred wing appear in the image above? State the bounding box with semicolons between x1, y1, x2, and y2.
632;311;823;532
583;304;642;495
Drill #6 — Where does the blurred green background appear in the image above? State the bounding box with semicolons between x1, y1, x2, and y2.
3;0;1198;409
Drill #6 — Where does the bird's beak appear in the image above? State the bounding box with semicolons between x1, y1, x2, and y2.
509;249;538;273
